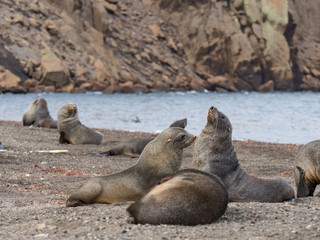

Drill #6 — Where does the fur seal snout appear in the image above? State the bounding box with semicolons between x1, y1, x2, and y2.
66;127;196;207
57;103;102;145
294;140;320;197
126;169;228;225
193;106;295;202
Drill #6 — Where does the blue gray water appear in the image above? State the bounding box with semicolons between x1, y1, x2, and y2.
0;91;319;144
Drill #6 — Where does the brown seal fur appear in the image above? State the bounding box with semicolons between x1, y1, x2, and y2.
126;168;228;225
192;106;295;202
57;103;102;145
66;127;196;207
22;98;57;128
92;118;187;157
94;137;155;157
294;140;320;197
169;118;187;128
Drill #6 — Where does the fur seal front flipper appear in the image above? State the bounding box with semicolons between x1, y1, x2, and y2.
193;106;295;202
66;127;196;207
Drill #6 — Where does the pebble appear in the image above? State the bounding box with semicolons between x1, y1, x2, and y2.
34;233;49;238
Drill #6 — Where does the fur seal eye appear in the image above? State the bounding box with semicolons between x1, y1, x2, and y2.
177;134;186;141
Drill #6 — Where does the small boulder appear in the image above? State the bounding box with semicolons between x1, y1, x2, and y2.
0;69;25;93
40;50;69;88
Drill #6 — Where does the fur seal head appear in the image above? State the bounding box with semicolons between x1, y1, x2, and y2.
58;103;78;120
137;127;196;175
57;103;80;129
206;106;232;134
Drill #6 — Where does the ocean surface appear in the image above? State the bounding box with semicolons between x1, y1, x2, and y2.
0;91;319;144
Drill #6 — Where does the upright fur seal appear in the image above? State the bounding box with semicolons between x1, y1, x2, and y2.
92;118;188;157
294;140;320;197
22;98;57;128
66;127;196;207
57;103;102;145
126;168;228;225
193;106;295;202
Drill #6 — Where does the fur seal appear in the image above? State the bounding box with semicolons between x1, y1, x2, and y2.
294;140;320;197
93;137;155;157
66;127;196;207
57;103;102;145
193;106;295;202
22;98;57;128
91;118;188;157
126;168;228;225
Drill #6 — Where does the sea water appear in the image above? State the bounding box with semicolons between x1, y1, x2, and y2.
0;91;319;144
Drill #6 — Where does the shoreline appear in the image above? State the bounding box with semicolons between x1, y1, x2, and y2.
1;120;320;239
0;120;305;146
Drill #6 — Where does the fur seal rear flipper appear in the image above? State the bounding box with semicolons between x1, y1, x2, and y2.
193;106;295;202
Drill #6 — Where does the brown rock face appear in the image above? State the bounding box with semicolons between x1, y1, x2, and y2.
40;50;69;88
0;70;25;93
0;0;319;93
149;0;320;91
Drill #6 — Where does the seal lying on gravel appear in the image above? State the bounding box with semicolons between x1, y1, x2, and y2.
294;140;320;197
57;103;102;145
66;127;196;207
91;118;187;157
193;106;295;202
22;98;57;128
92;137;155;157
126;168;228;225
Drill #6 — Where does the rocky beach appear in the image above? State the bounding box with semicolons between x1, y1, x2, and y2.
1;0;320;238
0;120;319;239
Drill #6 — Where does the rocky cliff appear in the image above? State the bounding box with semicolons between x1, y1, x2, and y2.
0;0;319;93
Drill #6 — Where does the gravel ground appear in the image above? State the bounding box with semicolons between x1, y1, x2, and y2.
0;121;319;239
